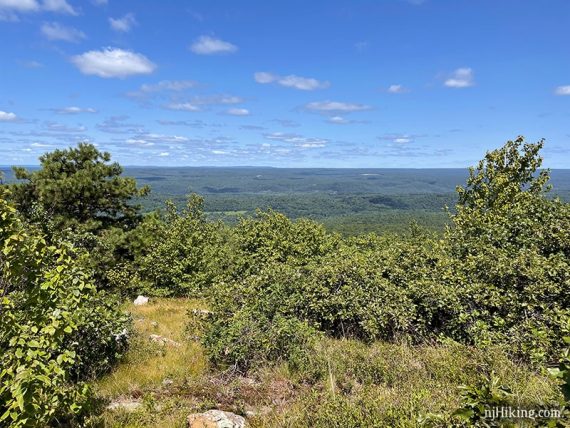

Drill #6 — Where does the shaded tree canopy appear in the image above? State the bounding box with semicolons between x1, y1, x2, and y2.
8;142;149;230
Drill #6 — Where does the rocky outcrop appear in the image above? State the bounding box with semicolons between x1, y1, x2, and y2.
187;410;246;428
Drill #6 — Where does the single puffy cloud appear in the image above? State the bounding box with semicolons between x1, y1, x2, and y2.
190;36;237;55
555;86;570;96
226;108;250;116
109;13;136;32
264;132;328;148
42;0;76;15
41;22;85;42
254;71;329;91
0;0;39;11
254;72;276;84
387;84;409;94
327;116;350;124
140;80;197;92
71;47;156;78
444;68;474;88
305;100;371;114
166;102;200;111
0;110;18;121
163;95;243;111
52;106;97;114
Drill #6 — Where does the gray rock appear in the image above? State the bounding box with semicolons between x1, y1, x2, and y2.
106;398;142;412
149;334;181;347
187;410;246;428
133;295;149;306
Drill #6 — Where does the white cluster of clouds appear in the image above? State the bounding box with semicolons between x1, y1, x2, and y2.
326;116;366;125
254;72;329;91
51;106;98;114
140;80;197;92
379;134;416;144
555;86;570;96
190;36;237;55
387;84;409;94
71;47;156;78
0;111;18;122
126;80;198;100
166;103;200;112
226;108;250;116
264;132;328;149
0;0;76;19
109;13;136;32
41;21;85;42
444;67;474;88
305;100;371;114
164;95;244;112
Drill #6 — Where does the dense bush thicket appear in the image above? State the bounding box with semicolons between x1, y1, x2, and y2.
197;137;570;370
107;195;230;297
0;188;130;427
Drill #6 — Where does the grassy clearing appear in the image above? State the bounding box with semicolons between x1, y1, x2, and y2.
95;298;208;398
91;298;561;427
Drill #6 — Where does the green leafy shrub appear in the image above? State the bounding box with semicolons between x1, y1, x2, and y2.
113;194;229;297
203;213;456;370
0;191;130;427
444;137;570;363
201;137;570;372
203;212;339;370
227;209;341;278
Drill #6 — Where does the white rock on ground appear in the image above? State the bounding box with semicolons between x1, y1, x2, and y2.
133;295;149;306
106;398;142;412
187;410;246;428
149;334;181;347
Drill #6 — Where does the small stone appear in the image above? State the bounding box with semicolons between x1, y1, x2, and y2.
149;334;181;347
162;378;174;386
133;295;149;306
187;410;246;428
244;405;271;418
106;398;142;412
151;321;159;328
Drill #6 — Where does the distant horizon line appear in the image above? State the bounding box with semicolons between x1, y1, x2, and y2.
2;165;570;171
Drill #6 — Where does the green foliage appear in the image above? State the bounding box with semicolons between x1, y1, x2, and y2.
108;194;229;297
452;372;513;426
204;214;456;371
548;319;570;412
201;137;570;374
0;190;130;427
4;143;151;289
445;137;570;363
9;142;149;231
204;212;338;369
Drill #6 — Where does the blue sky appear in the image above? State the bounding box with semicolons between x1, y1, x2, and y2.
0;0;569;167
